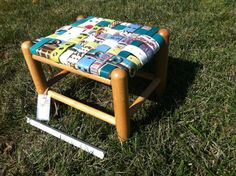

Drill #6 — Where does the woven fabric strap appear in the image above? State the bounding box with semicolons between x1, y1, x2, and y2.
30;16;165;78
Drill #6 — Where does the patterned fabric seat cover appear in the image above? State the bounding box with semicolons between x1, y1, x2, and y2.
30;16;165;78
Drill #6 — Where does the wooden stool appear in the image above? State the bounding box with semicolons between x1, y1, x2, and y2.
22;16;169;142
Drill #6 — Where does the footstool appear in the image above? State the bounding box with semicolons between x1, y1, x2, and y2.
22;15;169;141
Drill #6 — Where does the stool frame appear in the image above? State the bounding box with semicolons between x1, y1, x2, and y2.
21;16;169;142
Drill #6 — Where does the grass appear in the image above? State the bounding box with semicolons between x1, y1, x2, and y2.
0;0;235;175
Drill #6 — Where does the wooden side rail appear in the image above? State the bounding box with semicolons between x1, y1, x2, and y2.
129;78;160;115
47;90;115;125
32;55;111;86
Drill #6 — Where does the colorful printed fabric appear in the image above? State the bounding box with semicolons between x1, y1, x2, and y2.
30;16;165;78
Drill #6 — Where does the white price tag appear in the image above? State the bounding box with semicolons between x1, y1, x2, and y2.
37;94;51;121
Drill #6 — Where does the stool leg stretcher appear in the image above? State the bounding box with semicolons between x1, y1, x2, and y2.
47;90;115;125
47;70;70;87
129;78;160;116
26;117;105;159
21;16;169;143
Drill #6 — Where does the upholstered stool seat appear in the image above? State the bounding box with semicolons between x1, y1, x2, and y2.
22;15;169;142
30;16;165;78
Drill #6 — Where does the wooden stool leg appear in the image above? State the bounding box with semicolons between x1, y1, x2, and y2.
111;68;130;142
21;41;48;94
154;29;170;97
76;15;84;20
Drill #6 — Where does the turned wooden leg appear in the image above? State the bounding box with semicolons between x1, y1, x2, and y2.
154;29;169;97
111;68;130;142
21;41;48;94
76;15;84;20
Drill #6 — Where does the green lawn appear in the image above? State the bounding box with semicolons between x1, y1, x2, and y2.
0;0;235;175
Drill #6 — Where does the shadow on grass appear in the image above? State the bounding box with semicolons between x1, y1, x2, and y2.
55;56;202;136
130;56;202;132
